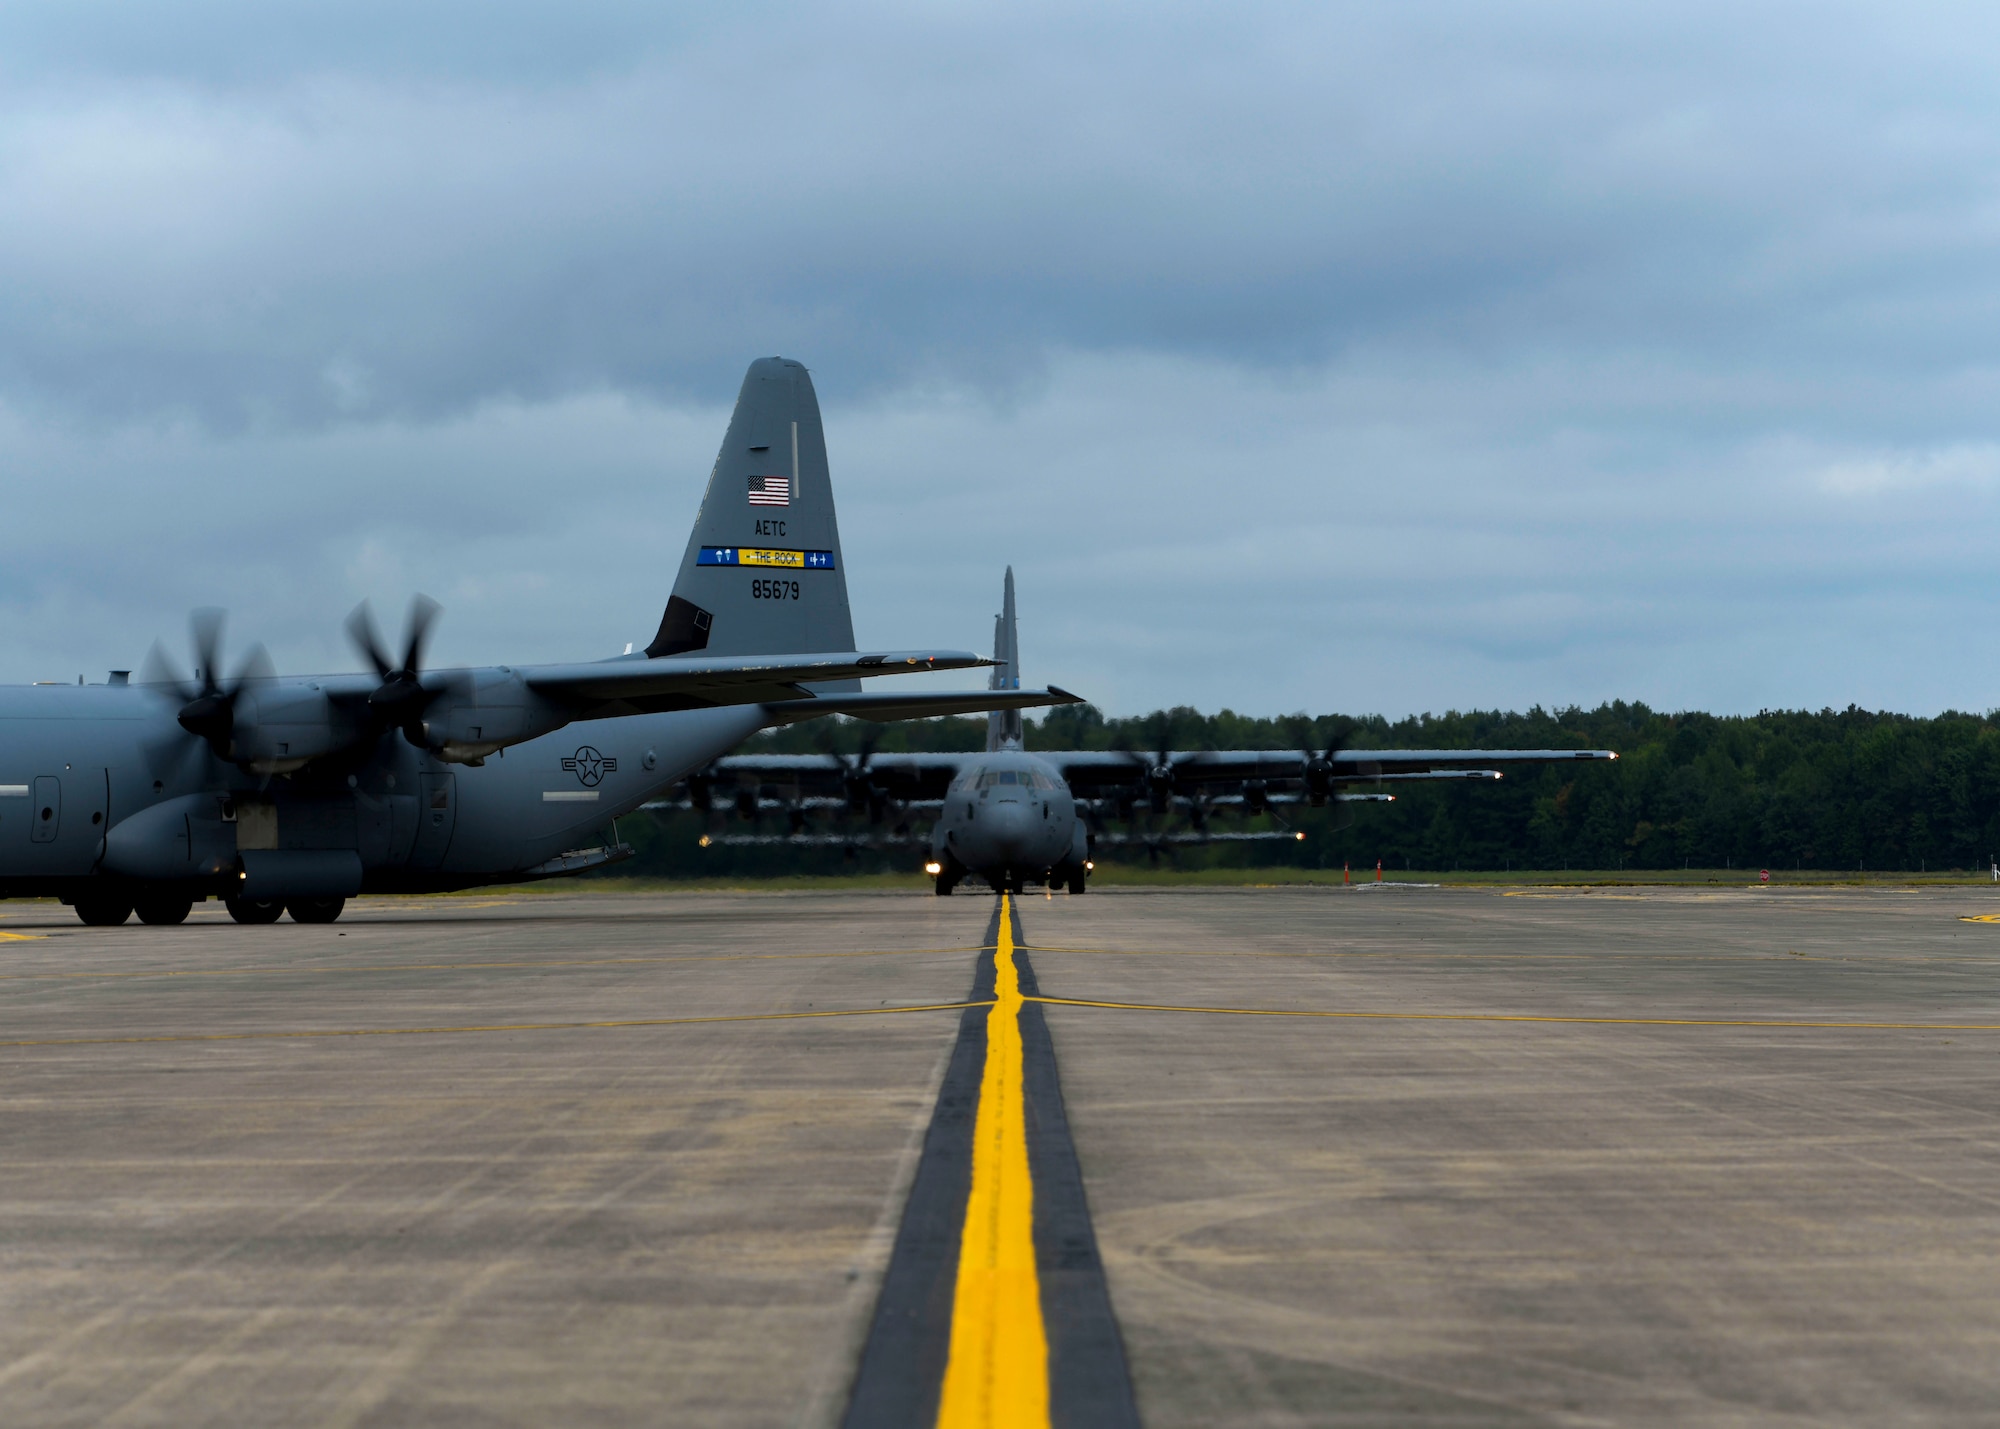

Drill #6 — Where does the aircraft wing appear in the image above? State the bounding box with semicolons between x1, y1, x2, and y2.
1051;747;1617;786
520;649;990;717
758;685;1084;726
700;751;975;801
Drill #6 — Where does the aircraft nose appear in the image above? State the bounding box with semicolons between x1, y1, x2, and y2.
983;800;1034;860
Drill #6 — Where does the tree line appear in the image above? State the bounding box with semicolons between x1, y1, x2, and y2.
617;702;2000;876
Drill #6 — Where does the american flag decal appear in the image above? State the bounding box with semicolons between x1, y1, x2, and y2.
747;475;790;507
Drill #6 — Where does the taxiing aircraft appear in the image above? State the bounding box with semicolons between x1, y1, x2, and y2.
0;359;1077;926
679;569;1618;893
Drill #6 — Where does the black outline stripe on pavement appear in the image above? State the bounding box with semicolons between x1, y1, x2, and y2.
842;900;1139;1429
1011;900;1142;1428
841;905;997;1427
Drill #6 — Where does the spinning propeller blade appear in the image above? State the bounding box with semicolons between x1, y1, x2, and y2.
346;595;449;745
138;609;276;774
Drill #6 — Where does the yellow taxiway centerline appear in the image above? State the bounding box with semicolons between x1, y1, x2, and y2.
935;894;1051;1429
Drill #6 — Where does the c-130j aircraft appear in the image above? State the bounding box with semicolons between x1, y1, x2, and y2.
678;568;1619;893
0;358;1078;927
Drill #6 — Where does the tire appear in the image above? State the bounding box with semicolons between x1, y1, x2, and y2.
225;896;286;925
286;897;346;924
74;897;133;926
1067;872;1086;895
133;895;193;926
934;877;953;896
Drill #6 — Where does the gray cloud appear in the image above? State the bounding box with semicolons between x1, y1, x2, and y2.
4;3;2000;715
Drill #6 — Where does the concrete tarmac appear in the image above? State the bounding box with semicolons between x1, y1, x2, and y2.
4;886;2000;1425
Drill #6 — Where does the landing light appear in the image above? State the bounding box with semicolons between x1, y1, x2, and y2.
698;835;712;848
924;860;943;876
1294;832;1306;841
1084;860;1095;871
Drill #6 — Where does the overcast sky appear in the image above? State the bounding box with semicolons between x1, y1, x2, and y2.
5;2;2000;717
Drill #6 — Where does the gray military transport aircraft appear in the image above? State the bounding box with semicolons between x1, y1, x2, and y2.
0;358;1079;927
674;569;1618;893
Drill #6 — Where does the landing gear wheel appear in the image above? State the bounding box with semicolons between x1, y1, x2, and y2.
225;895;285;925
286;897;346;924
934;877;953;896
1067;872;1086;895
133;895;193;926
74;896;133;926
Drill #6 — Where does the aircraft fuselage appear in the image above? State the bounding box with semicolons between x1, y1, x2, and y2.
0;681;766;901
930;747;1089;894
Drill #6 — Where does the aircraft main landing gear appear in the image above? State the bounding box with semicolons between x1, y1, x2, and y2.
225;895;285;925
286;897;346;924
73;896;132;926
133;895;193;926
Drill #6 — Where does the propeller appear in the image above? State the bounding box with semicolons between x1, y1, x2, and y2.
346;595;448;746
1286;716;1355;807
1113;711;1182;817
820;723;893;824
139;608;275;768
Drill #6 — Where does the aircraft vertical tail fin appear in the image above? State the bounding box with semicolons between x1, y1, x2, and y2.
647;358;858;670
986;566;1023;751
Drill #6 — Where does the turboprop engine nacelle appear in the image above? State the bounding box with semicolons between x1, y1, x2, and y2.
225;687;370;774
406;669;571;765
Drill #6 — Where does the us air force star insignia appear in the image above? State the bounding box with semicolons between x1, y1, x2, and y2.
560;746;618;788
